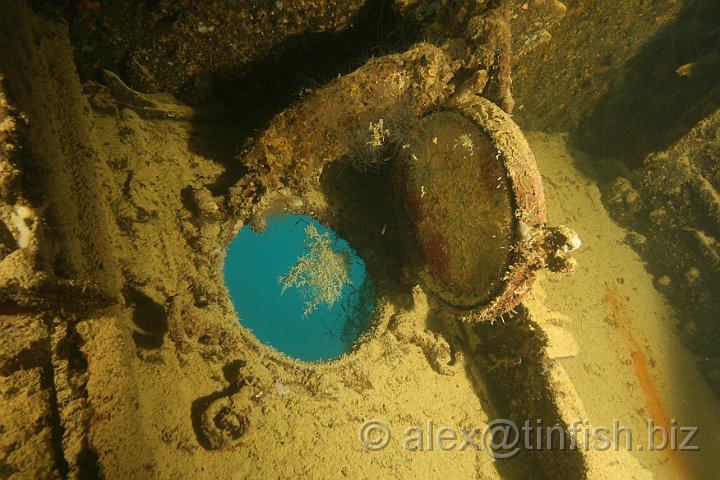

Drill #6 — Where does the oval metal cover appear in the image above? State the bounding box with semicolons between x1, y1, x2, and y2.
395;110;515;309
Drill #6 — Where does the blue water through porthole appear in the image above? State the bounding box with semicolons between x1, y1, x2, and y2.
224;214;375;361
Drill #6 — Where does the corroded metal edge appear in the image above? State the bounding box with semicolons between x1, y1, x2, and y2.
448;94;547;321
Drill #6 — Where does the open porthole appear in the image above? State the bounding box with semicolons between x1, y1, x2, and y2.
224;213;375;362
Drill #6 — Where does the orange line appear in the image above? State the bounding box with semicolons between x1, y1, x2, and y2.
604;282;693;479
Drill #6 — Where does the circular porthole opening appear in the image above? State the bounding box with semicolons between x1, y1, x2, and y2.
224;213;375;361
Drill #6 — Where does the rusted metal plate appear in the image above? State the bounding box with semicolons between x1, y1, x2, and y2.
394;95;547;319
395;110;514;308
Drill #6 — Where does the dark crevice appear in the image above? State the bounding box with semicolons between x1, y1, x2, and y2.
1;340;73;477
572;0;720;170
52;318;101;479
44;368;72;479
186;0;422;196
123;286;168;350
75;443;101;480
199;0;421;115
38;317;71;479
0;338;49;376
